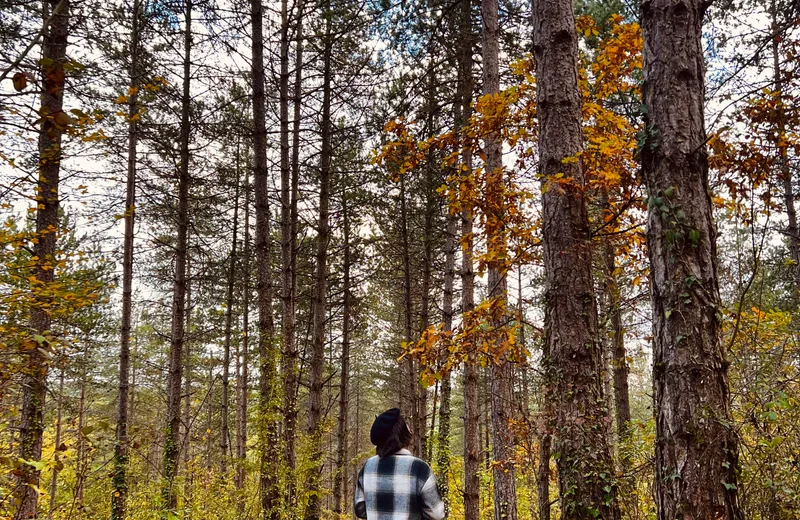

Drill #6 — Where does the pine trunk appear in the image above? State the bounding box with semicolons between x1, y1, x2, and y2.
334;177;353;515
251;0;280;516
112;1;139;516
221;160;241;474
14;3;69;518
459;0;479;517
161;3;192;513
280;0;299;496
235;168;251;509
640;0;742;518
532;0;620;516
305;5;332;517
481;1;519;518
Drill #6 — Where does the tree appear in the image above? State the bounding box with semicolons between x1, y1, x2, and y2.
640;0;743;517
532;0;620;517
250;0;279;517
14;2;70;518
160;0;192;513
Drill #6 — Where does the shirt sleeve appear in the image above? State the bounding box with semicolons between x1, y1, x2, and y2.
419;471;446;520
354;466;367;519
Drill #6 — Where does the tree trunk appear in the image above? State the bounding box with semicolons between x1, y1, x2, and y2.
161;2;192;514
600;204;630;446
112;3;139;516
251;0;279;517
280;0;300;498
459;1;478;518
399;174;417;430
15;2;69;518
438;203;455;514
221;155;241;475
72;344;89;519
769;4;800;296
532;0;620;516
333;175;353;516
304;5;332;517
182;252;193;519
235;168;251;512
480;1;519;518
640;0;742;518
47;369;65;519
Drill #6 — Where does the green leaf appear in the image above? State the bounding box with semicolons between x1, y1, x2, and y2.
688;229;700;245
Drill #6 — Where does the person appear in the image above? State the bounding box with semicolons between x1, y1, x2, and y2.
354;408;445;520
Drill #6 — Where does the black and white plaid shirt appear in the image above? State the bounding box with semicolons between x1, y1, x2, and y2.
354;449;445;520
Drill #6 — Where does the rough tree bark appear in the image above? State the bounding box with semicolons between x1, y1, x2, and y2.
251;0;280;517
279;0;300;496
532;0;621;516
221;157;241;474
458;1;479;518
481;1;519;518
304;2;332;517
14;2;69;519
112;0;139;516
161;2;192;513
640;0;743;518
770;3;800;296
235;168;251;511
399;173;417;430
333;173;353;516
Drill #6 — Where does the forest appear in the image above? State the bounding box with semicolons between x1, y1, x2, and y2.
0;0;798;518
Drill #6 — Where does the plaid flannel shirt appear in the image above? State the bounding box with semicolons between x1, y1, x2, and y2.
354;449;445;520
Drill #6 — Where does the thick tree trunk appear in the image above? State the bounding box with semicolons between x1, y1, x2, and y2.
333;180;353;516
532;0;621;517
250;0;279;517
14;3;69;519
304;4;332;518
112;2;139;516
161;3;192;514
221;159;241;474
640;0;742;518
481;1;519;518
235;168;251;510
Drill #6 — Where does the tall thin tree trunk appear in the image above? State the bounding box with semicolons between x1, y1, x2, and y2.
15;2;69;518
600;196;630;447
47;369;65;520
305;5;332;518
221;156;241;474
399;174;416;431
459;1;478;518
770;3;800;295
112;3;139;517
251;0;279;516
532;0;620;516
481;1;518;518
235;168;251;512
182;257;193;520
640;0;742;518
333;176;353;516
72;344;88;518
161;2;192;513
279;0;300;500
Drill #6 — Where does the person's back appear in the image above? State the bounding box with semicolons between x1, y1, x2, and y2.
354;409;444;520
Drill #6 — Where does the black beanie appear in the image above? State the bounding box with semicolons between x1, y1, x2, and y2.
370;408;401;446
